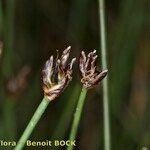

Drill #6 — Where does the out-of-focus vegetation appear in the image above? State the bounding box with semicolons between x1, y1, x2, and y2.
0;0;150;150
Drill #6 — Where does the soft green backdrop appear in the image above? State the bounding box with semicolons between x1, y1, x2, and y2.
0;0;150;149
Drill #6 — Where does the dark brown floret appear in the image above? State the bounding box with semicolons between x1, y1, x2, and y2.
79;50;107;89
42;46;76;101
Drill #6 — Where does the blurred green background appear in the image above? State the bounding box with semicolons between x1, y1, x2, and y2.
0;0;150;149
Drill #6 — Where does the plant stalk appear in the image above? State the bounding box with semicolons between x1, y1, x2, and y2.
1;0;16;143
14;97;50;150
98;0;111;150
67;87;87;150
3;98;16;139
0;0;3;28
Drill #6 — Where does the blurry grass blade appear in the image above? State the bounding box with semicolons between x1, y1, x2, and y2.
1;0;16;143
109;0;146;148
66;0;90;44
2;0;15;76
3;98;16;139
0;0;4;30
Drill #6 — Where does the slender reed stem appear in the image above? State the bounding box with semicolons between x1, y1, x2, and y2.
3;98;16;139
14;97;50;150
98;0;111;150
67;87;87;150
0;0;3;28
51;84;80;139
1;0;16;142
3;0;14;76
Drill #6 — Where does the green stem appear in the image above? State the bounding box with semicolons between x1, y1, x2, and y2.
98;0;111;150
51;84;80;140
1;0;16;143
67;87;87;150
0;0;3;28
3;0;15;76
3;98;16;139
14;97;50;150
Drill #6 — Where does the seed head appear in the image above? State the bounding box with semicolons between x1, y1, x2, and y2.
42;46;76;101
79;50;108;89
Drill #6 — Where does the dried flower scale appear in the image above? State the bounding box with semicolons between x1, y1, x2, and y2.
79;50;108;89
42;46;76;101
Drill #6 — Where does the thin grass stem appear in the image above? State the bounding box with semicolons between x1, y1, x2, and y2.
51;84;80;138
3;98;16;139
1;0;16;142
0;0;3;28
66;87;87;150
14;97;50;150
98;0;111;150
3;0;14;76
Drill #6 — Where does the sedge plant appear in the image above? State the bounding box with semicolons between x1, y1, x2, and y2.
67;50;108;150
14;46;76;150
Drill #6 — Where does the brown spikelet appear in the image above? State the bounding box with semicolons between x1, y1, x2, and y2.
79;50;108;89
42;46;76;101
